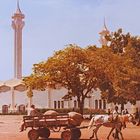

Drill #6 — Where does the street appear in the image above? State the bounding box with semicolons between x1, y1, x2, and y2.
0;115;139;140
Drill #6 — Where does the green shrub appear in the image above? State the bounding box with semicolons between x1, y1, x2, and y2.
38;108;106;115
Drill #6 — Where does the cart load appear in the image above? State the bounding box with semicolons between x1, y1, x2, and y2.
21;111;83;140
44;110;59;116
68;112;83;126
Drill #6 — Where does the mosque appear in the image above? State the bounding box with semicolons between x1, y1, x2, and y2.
0;1;137;114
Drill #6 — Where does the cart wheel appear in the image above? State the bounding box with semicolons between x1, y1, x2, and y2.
71;128;81;140
38;127;50;138
61;130;71;140
52;126;61;132
28;129;39;140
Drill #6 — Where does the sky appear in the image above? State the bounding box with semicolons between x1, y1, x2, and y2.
0;0;140;80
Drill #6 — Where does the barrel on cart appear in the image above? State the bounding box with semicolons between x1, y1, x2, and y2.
22;113;82;140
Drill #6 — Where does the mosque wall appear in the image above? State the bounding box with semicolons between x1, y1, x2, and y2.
0;88;139;114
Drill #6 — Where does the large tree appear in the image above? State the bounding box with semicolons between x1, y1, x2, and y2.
24;45;107;114
104;29;140;103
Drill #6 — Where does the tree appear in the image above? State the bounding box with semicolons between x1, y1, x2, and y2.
86;41;140;105
105;28;130;54
86;45;118;103
24;44;104;114
105;29;140;103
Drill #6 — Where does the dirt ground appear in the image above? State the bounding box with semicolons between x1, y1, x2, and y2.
0;115;139;140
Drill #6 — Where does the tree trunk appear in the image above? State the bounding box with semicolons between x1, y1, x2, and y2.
121;103;124;114
27;97;32;115
77;98;84;115
79;101;84;115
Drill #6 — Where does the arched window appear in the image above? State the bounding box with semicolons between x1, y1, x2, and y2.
103;100;106;109
58;101;60;109
61;101;64;108
99;100;102;109
18;104;25;113
2;105;8;114
54;101;57;109
95;100;98;109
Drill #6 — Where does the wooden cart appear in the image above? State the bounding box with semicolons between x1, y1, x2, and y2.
22;113;81;140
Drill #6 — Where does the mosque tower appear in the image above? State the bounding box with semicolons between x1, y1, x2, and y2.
12;0;25;79
99;18;110;46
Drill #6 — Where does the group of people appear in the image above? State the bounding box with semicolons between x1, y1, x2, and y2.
107;107;129;116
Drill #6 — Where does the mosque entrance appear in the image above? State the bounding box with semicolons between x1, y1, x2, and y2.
18;104;26;113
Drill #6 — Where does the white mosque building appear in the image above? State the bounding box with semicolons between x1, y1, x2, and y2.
0;2;138;114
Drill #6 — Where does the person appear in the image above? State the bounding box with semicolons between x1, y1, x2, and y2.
125;109;129;114
121;108;129;128
122;109;129;115
20;104;42;132
112;106;120;139
112;106;119;121
122;109;125;115
30;104;42;116
107;108;111;115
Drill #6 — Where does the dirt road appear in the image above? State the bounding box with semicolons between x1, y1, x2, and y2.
0;115;139;140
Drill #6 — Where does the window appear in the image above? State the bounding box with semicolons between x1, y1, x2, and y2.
95;100;98;109
103;100;106;109
61;101;64;108
54;101;57;109
18;104;25;113
58;101;60;109
99;100;102;109
2;105;9;114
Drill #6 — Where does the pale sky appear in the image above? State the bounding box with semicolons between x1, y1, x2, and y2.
0;0;140;80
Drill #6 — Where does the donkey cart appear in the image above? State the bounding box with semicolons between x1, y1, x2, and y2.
22;113;82;140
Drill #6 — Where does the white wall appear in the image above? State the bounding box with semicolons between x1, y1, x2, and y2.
0;87;140;114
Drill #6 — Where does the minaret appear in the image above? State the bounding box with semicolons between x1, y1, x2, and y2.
99;18;110;46
12;0;25;79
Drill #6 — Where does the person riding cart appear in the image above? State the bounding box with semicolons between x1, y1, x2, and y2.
20;105;42;132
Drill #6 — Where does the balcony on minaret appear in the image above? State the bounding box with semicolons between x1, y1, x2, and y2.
12;19;25;30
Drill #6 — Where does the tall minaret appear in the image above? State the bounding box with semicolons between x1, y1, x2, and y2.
99;18;110;46
12;0;25;79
